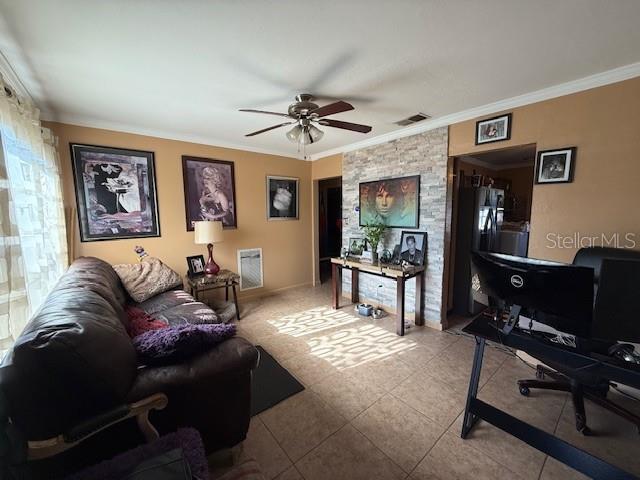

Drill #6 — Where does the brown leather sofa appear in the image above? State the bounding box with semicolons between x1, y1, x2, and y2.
0;257;259;479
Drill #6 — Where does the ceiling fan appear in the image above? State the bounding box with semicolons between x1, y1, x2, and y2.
239;94;372;145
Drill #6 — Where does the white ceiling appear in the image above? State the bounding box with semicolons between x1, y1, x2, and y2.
1;0;640;160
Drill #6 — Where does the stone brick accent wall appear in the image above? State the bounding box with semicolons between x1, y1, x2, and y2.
342;127;448;325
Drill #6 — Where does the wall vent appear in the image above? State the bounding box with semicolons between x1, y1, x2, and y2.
237;248;264;290
394;112;431;126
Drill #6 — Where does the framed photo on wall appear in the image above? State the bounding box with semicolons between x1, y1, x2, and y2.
399;231;427;266
70;143;160;242
266;175;299;220
182;156;237;230
535;147;576;184
359;175;420;228
475;113;512;145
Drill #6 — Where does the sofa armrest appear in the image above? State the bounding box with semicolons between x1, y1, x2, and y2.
126;337;259;403
26;393;168;461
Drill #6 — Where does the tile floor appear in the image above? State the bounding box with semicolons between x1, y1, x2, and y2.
212;284;640;479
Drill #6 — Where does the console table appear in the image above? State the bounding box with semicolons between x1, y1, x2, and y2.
186;269;240;321
330;257;425;336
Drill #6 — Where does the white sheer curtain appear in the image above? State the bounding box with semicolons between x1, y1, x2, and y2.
0;75;67;356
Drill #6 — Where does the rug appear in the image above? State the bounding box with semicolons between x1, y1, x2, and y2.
251;346;305;416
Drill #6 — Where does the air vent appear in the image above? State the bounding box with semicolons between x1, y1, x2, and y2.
237;248;264;290
394;112;431;126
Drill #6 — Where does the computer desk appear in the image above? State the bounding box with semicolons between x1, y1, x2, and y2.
462;315;640;480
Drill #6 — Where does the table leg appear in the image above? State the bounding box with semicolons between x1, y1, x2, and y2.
396;277;405;336
351;268;359;304
461;337;485;438
415;271;424;326
332;263;342;309
232;283;240;321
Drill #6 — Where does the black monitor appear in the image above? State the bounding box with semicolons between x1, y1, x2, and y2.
470;251;594;338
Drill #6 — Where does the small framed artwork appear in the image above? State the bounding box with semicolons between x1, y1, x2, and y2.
475;113;512;145
348;237;366;256
535;147;576;184
182;156;237;231
266;175;299;220
70;143;160;242
399;231;428;266
186;255;206;277
359;175;420;228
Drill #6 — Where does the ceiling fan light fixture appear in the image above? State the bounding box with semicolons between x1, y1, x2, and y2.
307;125;324;144
286;124;303;143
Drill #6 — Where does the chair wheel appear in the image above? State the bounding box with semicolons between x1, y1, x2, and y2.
519;386;530;396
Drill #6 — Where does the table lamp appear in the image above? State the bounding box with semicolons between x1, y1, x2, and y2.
194;220;224;275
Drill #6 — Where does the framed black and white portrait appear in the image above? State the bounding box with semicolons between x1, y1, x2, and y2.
535;147;576;184
70;143;160;242
186;255;206;277
399;231;427;266
475;113;512;145
182;156;237;231
267;176;299;220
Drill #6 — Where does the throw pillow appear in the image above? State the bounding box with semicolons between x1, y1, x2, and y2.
113;257;182;303
133;323;236;366
124;306;168;338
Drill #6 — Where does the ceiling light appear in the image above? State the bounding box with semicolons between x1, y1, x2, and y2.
286;124;303;143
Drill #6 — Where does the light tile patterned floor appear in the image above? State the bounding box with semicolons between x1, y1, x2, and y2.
212;284;640;479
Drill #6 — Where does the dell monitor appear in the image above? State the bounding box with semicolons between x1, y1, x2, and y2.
470;251;594;338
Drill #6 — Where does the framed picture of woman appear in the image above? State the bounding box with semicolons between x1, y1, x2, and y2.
182;156;237;230
70;143;160;242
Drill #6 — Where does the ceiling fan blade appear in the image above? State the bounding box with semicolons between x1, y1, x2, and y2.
309;100;354;118
317;119;372;133
239;109;291;118
245;122;293;137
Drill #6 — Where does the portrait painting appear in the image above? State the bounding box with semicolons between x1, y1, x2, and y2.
70;143;160;242
535;147;576;184
359;175;420;228
475;113;512;145
182;156;237;230
267;176;299;220
399;231;427;266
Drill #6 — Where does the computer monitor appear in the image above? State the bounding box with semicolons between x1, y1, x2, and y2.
470;251;594;338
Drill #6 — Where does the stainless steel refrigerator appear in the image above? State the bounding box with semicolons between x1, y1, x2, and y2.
452;187;504;315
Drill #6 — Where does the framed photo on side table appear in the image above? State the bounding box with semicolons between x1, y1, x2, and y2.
535;147;576;184
475;113;512;145
399;231;428;266
70;143;160;242
186;255;206;277
266;176;299;220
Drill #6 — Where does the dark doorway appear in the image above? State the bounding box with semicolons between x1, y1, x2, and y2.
318;177;342;283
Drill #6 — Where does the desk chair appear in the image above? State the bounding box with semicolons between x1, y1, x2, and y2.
517;247;640;435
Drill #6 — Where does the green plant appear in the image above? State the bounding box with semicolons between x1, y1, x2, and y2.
362;221;387;254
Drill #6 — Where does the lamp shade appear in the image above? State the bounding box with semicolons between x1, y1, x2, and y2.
194;221;224;244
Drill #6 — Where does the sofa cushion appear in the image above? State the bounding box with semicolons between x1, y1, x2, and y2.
153;301;221;326
125;306;168;338
135;290;195;316
133;324;236;366
113;257;182;303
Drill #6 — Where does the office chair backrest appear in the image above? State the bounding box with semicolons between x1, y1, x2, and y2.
573;246;640;289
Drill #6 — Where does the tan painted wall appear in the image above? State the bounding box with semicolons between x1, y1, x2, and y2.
449;77;640;263
311;153;342;180
48;122;313;295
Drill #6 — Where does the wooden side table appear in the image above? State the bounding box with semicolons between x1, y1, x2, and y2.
186;269;241;321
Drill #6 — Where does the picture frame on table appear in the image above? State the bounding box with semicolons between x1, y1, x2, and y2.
399;231;428;266
186;255;206;277
535;147;576;184
70;143;160;242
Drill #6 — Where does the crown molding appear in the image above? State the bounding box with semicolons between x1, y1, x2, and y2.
309;61;640;160
42;113;306;160
0;49;33;102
